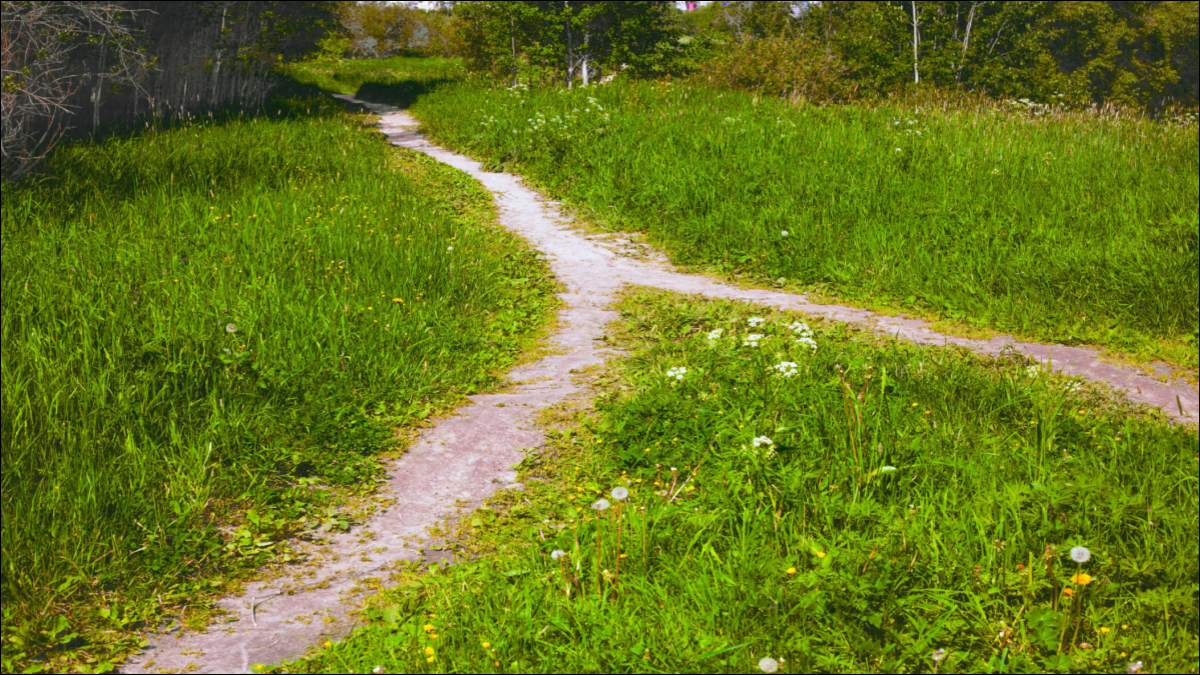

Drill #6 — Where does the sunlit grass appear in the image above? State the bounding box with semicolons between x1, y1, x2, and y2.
0;82;555;672
406;78;1199;372
268;288;1198;675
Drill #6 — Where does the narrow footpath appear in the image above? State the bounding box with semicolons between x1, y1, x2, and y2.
123;96;1198;674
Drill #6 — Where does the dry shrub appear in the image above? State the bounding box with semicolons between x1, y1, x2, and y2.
697;37;858;105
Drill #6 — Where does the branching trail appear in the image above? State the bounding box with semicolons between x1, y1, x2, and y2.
123;96;1197;674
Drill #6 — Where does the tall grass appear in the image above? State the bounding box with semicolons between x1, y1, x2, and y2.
0;85;555;670
271;288;1198;674
406;79;1199;369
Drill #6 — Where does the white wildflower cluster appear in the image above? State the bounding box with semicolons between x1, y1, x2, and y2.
706;328;724;341
747;317;766;327
1063;380;1081;393
790;321;817;351
1026;365;1042;377
743;333;765;348
744;435;776;460
773;361;799;378
666;366;687;381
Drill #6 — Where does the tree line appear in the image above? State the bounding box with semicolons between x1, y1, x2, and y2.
2;0;336;181
434;1;1197;113
680;1;1198;111
4;1;1195;180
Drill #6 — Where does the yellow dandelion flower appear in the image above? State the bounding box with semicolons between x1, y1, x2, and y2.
425;647;435;656
786;567;796;575
482;642;491;649
1071;573;1093;586
423;624;434;632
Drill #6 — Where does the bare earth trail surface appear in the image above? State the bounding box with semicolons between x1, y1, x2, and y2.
123;96;1198;674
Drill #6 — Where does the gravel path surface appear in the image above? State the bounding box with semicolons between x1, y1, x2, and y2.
122;96;1197;674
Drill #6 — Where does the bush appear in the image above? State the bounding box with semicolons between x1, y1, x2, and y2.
697;37;858;104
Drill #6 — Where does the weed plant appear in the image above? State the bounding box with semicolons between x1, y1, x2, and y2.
406;78;1199;370
0;88;555;671
270;288;1197;674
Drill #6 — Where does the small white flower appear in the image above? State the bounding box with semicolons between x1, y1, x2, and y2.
796;336;817;351
789;321;814;337
780;230;788;237
1026;365;1041;377
743;333;765;347
666;366;688;381
707;328;724;341
932;648;946;662
1070;546;1091;564
773;361;799;377
758;657;779;673
1127;661;1144;674
895;147;902;152
747;317;766;327
752;436;774;449
447;246;453;252
592;499;610;511
611;487;628;501
373;666;385;674
881;466;897;472
550;549;566;560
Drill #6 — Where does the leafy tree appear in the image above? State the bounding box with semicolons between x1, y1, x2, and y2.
453;1;683;86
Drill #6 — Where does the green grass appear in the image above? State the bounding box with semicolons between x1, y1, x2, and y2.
399;78;1199;372
268;288;1198;675
284;56;466;105
0;82;556;672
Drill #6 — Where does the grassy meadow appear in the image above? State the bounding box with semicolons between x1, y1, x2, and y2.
396;76;1199;373
0;83;556;672
270;288;1198;674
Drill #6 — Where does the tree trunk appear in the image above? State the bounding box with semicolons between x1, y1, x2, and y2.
910;1;920;84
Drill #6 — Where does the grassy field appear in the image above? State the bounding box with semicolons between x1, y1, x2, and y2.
269;288;1198;674
0;82;556;672
397;76;1199;373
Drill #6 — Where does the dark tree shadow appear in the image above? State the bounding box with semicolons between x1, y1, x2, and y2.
353;78;458;109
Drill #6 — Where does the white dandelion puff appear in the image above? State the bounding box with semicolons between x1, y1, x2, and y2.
1070;546;1091;564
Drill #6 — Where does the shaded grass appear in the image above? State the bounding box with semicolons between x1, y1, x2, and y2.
284;57;466;105
402;78;1199;372
0;84;556;672
268;288;1198;674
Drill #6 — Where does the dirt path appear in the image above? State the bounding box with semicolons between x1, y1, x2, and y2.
123;96;1197;674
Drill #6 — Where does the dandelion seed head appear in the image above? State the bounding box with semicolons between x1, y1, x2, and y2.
592;499;610;511
1070;546;1091;564
611;487;629;501
226;323;237;333
758;657;779;673
550;549;566;560
932;648;946;662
